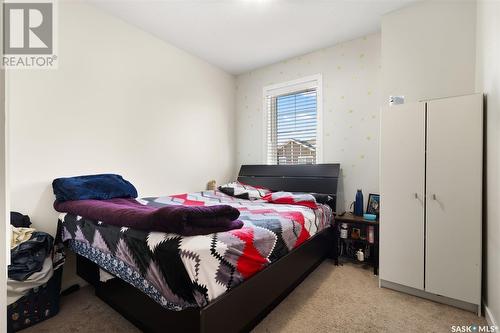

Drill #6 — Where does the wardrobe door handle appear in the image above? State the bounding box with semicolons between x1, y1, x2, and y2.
414;193;418;199
432;194;437;200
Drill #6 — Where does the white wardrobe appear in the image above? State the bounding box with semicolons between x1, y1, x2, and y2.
379;94;483;314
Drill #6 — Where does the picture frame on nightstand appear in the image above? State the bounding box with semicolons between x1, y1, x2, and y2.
366;193;380;216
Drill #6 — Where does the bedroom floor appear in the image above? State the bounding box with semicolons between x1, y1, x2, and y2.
22;261;486;333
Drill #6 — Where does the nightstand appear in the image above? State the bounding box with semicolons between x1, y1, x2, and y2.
334;212;379;275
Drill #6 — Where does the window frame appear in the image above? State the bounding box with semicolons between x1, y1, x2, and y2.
262;74;323;165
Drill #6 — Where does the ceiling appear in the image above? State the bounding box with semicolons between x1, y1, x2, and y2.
89;0;418;75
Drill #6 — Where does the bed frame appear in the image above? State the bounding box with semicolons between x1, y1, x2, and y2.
75;164;340;333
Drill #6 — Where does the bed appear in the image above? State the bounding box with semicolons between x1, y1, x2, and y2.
59;164;340;332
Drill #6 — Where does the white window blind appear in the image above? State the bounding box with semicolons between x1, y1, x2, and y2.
266;88;318;165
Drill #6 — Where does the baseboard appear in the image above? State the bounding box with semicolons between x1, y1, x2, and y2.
484;304;498;329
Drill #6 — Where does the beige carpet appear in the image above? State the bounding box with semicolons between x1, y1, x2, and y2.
22;261;486;333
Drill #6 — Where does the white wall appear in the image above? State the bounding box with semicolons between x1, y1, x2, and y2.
8;2;236;289
381;1;476;103
476;0;500;327
7;2;236;237
0;2;7;325
236;34;381;210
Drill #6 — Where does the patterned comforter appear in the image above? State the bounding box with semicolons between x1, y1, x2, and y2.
59;190;333;310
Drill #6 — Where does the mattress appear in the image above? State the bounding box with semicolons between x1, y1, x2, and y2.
59;190;333;310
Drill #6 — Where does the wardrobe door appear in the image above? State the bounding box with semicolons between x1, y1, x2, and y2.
380;102;425;289
425;94;482;304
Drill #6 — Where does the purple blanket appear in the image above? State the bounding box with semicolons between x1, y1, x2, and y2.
54;198;243;235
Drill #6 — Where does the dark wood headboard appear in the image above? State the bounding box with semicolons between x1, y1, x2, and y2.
237;164;340;209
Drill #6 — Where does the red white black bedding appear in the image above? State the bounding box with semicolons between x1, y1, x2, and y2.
59;190;333;310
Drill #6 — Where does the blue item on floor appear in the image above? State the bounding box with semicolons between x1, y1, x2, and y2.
9;232;54;281
7;266;63;332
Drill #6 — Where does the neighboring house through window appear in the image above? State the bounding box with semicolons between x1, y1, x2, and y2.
263;74;322;165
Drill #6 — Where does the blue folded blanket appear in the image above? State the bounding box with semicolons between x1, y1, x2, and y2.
52;174;138;202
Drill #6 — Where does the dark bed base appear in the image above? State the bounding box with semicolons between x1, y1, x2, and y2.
76;164;340;332
77;227;336;333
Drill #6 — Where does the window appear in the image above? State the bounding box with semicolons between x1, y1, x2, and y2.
264;75;322;165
